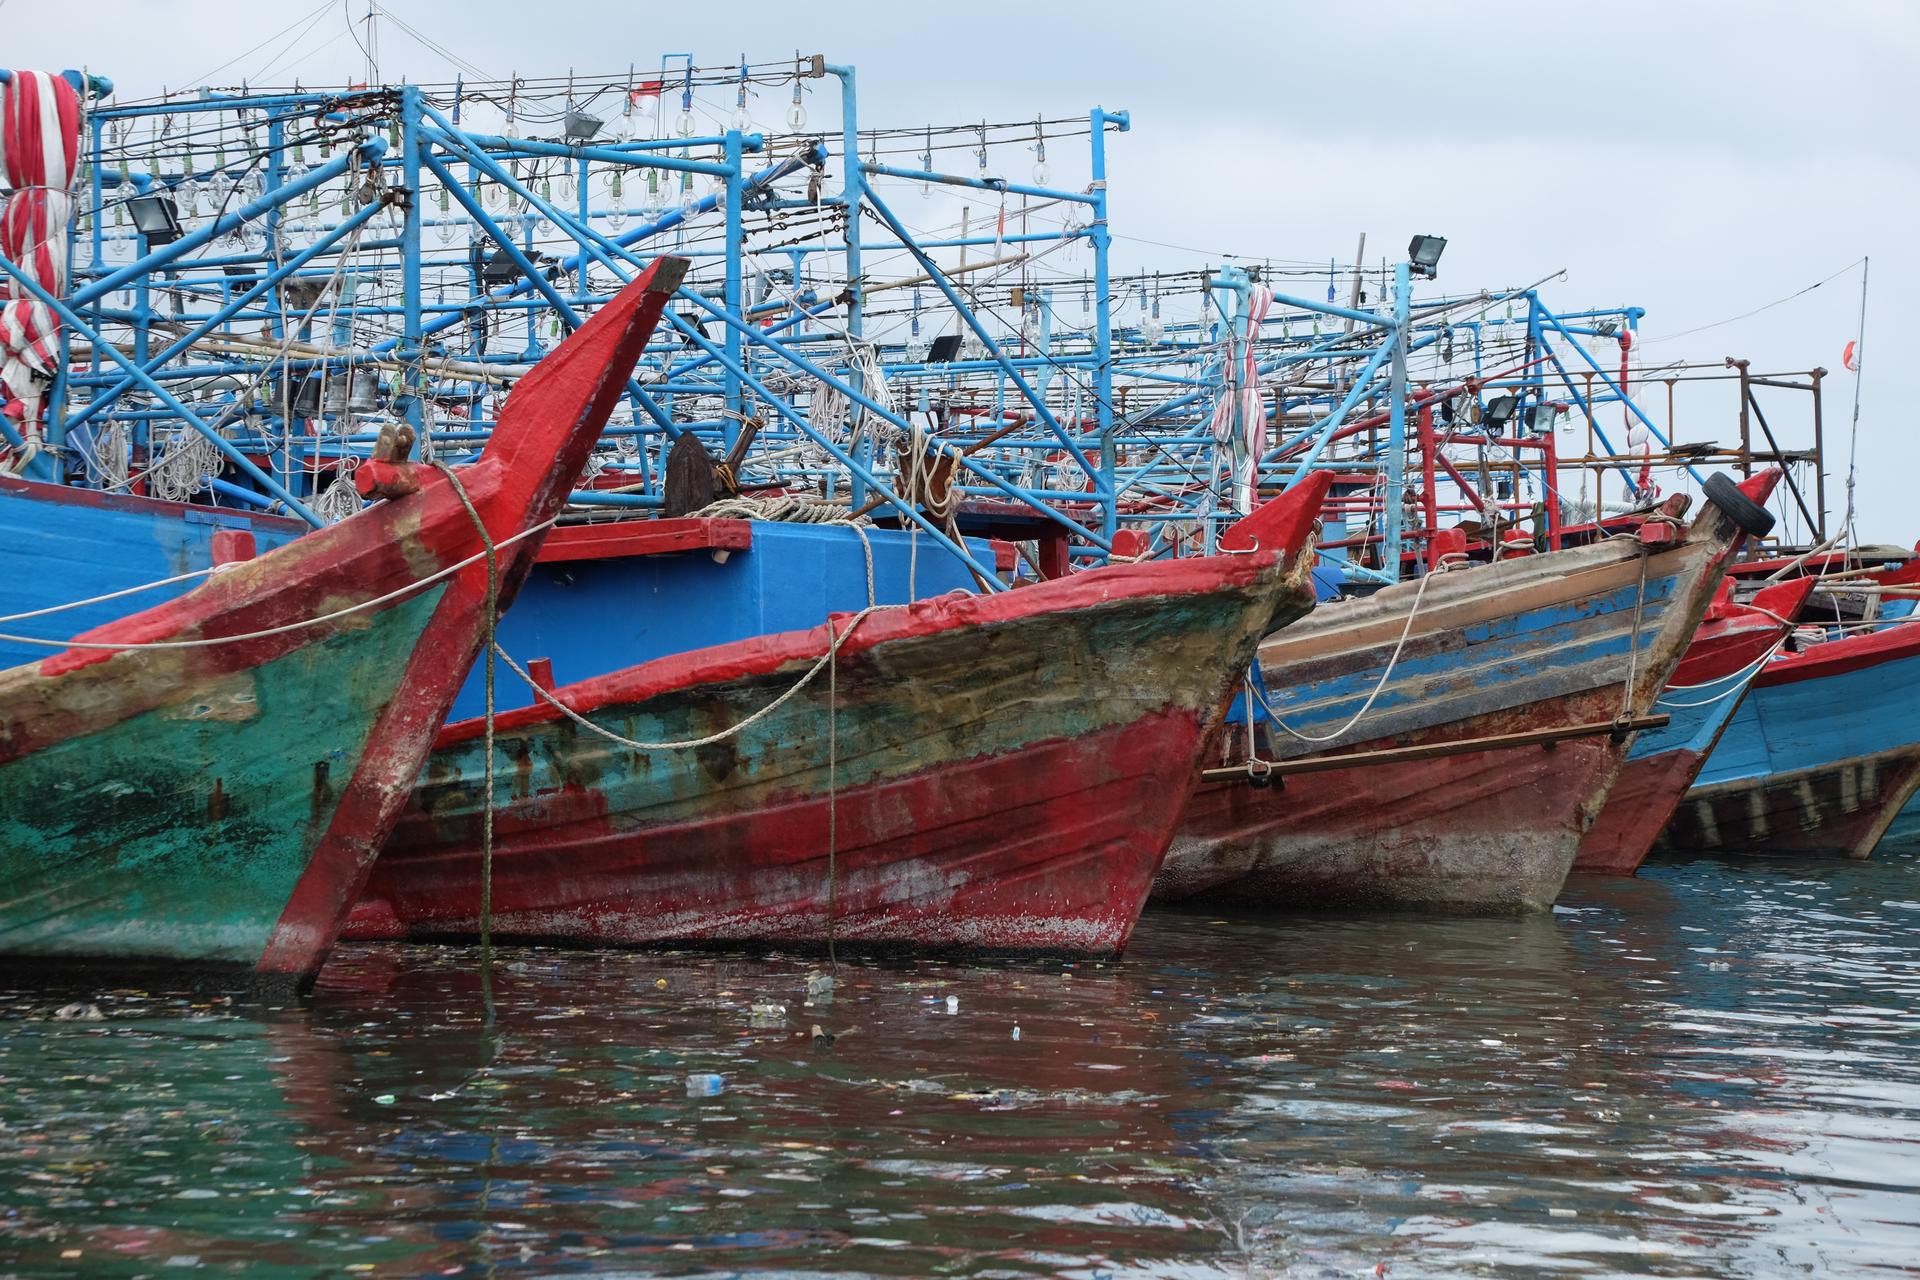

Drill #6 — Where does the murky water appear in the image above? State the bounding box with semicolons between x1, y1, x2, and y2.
4;852;1918;1278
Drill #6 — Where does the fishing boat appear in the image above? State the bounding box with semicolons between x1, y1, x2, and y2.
343;473;1335;958
1657;594;1920;862
1572;576;1815;875
1153;471;1780;914
0;258;685;985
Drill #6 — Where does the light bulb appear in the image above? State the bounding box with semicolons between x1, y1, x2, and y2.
558;173;575;204
786;99;807;130
676;111;697;138
731;105;752;133
1032;160;1051;186
613;110;636;142
1140;316;1165;344
606;172;626;230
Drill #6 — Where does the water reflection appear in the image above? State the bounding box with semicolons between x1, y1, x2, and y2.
0;850;1914;1277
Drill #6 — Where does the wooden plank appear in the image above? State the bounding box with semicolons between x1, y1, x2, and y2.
536;518;754;564
1200;714;1671;783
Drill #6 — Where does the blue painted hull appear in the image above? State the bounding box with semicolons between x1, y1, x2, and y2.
0;478;985;723
1660;626;1920;859
1636;669;1750;760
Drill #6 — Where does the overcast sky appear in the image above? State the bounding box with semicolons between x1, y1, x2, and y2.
12;0;1914;540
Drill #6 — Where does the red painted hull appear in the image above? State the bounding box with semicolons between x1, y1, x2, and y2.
349;475;1337;957
1162;689;1628;912
1572;748;1708;875
1572;577;1814;876
1157;472;1779;914
352;709;1207;954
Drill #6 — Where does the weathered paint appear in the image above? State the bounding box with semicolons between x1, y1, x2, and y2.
0;475;303;670
1157;472;1777;914
0;481;995;726
1573;577;1815;875
448;519;991;721
1659;614;1920;861
347;475;1336;958
0;258;685;982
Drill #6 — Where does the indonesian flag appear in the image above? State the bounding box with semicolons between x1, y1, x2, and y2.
0;70;83;451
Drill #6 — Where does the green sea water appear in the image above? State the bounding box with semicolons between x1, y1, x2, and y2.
2;849;1916;1277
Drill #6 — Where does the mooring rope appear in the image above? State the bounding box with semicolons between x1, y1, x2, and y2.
430;459;499;965
1655;634;1792;708
0;515;557;652
1261;561;1438;746
1620;539;1651;723
489;520;884;961
0;566;218;625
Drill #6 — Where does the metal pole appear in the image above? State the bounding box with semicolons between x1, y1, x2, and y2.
1382;261;1410;582
0;250;323;527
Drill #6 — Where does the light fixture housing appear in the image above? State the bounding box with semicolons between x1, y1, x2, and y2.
480;249;520;286
1483;393;1517;429
127;193;184;245
1525;403;1558;434
1407;233;1447;279
562;110;603;142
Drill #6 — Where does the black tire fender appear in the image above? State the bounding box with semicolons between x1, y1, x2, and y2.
1703;472;1775;539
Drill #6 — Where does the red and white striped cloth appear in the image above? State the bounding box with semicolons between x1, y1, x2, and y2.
1209;282;1273;513
0;69;83;448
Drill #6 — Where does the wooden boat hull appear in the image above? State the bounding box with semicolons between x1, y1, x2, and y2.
1157;476;1772;914
0;260;683;983
1163;686;1633;912
1657;618;1920;860
347;483;1333;957
1573;579;1813;875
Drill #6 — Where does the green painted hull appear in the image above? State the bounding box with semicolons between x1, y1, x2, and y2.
0;588;443;969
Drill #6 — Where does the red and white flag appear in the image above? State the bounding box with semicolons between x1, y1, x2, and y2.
0;69;83;449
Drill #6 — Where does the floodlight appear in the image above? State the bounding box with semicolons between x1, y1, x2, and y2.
1483;394;1516;429
127;193;184;245
1407;234;1447;279
562;110;603;142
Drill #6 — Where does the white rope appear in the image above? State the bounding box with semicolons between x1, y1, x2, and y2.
1262;563;1438;744
312;465;367;522
0;516;556;652
691;494;861;524
492;524;885;754
148;428;224;502
0;566;218;624
1655;635;1791;708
